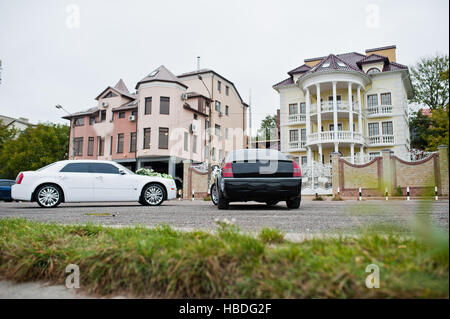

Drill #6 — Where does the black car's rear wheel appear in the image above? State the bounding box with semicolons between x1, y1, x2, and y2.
211;184;218;206
217;187;229;210
286;195;301;209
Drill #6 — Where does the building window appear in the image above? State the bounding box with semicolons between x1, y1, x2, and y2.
300;103;306;114
289;103;298;115
131;110;137;117
117;133;124;153
380;93;392;105
225;105;229;116
103;91;117;98
193;135;197;153
367;68;381;74
212;147;216;161
367;94;378;107
193;114;198;120
89;116;95;125
368;123;379;136
101;110;106;122
143;128;151;149
184;132;189;152
219;150;223;161
87;137;94;156
118;112;125;119
160;97;170;114
382;121;393;135
73;137;83;156
225;86;229;95
225;128;229;139
130;132;137;152
110;136;113;155
145;97;152;114
300;128;306;141
98;136;104;156
111;113;114;121
74;117;84;126
329;123;343;131
217;81;222;93
289;129;298;142
215;101;221;112
215;124;221;137
159;127;169;149
301;156;307;166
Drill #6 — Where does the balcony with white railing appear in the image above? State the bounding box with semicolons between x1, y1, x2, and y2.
307;130;364;145
289;140;306;151
367;135;394;146
310;100;359;115
288;113;306;125
366;105;393;118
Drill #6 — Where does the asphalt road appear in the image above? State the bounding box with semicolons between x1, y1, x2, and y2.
0;199;448;234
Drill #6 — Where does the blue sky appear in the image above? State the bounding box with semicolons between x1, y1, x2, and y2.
0;0;448;131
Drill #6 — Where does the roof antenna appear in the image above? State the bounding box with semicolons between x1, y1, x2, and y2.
197;56;200;71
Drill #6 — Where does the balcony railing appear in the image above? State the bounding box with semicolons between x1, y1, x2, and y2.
289;140;306;151
367;135;394;145
310;100;359;114
366;105;393;117
307;131;364;144
288;113;306;124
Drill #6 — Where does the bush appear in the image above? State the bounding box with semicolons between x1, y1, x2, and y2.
136;168;173;179
395;186;403;196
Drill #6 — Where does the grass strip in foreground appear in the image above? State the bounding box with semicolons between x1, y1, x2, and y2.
0;219;448;298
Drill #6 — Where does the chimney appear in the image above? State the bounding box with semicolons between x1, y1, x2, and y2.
365;45;396;62
197;56;200;71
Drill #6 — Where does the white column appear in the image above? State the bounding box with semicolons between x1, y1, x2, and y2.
357;85;362;135
359;145;364;163
305;88;311;135
307;146;312;166
332;81;338;141
334;142;339;152
316;84;321;140
350;143;355;164
318;144;323;164
348;82;353;138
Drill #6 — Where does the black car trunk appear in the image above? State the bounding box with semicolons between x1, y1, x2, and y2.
231;160;294;178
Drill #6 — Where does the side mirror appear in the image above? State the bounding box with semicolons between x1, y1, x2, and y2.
118;169;126;175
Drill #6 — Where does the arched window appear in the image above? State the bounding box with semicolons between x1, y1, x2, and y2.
367;68;381;74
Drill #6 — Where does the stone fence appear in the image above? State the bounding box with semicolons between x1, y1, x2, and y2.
182;162;209;199
332;145;448;197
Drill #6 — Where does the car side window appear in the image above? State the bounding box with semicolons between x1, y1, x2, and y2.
60;163;91;173
90;163;120;174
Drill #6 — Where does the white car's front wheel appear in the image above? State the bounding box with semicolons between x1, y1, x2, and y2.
141;184;165;206
36;184;62;208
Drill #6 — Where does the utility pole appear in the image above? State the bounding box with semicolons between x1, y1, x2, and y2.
248;89;252;148
55;105;75;160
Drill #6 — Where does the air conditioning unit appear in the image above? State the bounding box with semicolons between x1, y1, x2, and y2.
128;115;136;121
101;102;109;108
181;93;188;100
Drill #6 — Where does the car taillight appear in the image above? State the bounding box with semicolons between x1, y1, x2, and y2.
15;172;24;184
222;162;233;178
293;161;302;177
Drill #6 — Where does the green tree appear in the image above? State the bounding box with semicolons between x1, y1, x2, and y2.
0;119;18;152
409;54;449;110
0;123;69;179
259;114;277;140
409;110;432;150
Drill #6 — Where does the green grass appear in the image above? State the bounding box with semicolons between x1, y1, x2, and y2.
258;227;285;244
0;219;448;298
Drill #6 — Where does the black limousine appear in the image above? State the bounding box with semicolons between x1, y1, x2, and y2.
211;149;302;209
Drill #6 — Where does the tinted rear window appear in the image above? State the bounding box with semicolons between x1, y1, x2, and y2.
60;163;91;173
226;149;288;162
90;163;120;174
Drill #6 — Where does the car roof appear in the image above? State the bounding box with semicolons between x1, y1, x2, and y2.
0;179;14;182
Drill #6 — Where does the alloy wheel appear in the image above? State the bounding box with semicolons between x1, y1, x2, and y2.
37;186;60;207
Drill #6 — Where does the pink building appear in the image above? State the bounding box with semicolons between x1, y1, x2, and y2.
63;65;248;187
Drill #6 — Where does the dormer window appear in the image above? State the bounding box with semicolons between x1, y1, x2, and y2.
337;62;346;67
322;63;330;68
367;67;381;74
148;70;159;77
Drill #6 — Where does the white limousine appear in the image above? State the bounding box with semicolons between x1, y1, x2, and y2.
12;160;177;208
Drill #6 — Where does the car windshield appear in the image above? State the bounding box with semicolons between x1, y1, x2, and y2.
115;163;135;175
226;149;288;162
37;162;58;171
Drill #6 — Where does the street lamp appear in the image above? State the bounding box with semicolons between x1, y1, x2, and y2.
198;75;213;191
55;104;75;160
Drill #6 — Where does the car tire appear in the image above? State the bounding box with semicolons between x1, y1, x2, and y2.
286;196;301;209
217;187;229;210
35;184;62;208
141;183;165;206
211;184;218;206
266;201;279;206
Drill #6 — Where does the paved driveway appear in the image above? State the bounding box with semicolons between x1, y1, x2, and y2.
0;199;448;234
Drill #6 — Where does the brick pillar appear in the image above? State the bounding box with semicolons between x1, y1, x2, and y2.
331;152;341;196
438;145;449;196
381;149;393;195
